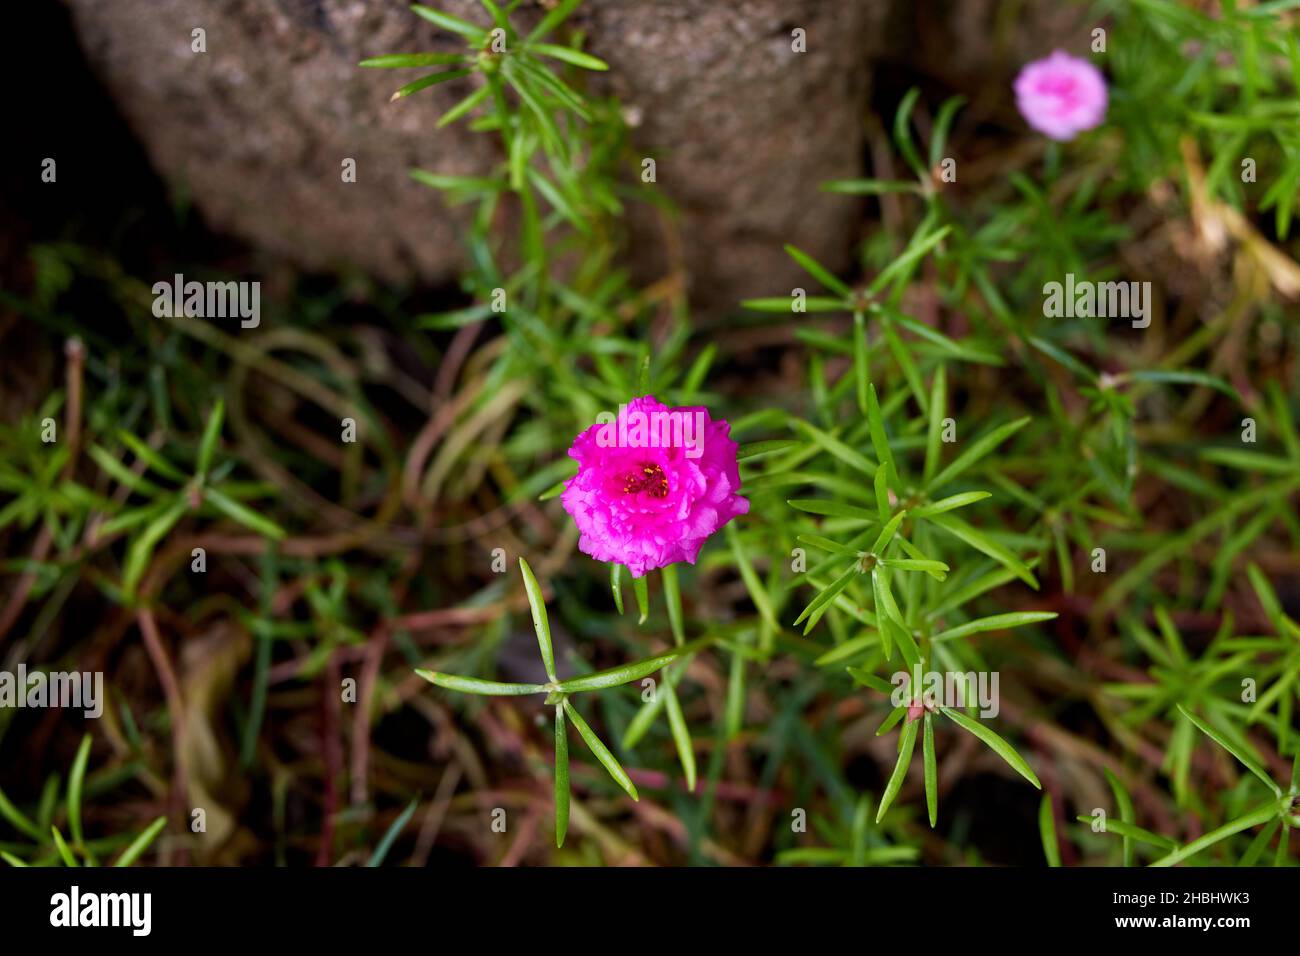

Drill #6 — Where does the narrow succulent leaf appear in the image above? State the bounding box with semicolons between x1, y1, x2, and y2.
610;563;624;614
564;699;638;800
196;399;225;479
411;4;488;40
415;669;546;695
1177;705;1280;795
661;564;685;645
923;713;938;827
113;816;168;867
1040;794;1061;866
632;573;649;625
67;734;92;848
662;680;697;791
553;652;676;693
554;705;570;847
931;611;1058;644
941;706;1041;789
518;557;556;681
876;717;919;823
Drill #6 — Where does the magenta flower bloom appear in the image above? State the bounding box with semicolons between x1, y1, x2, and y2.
1014;50;1107;141
560;395;749;578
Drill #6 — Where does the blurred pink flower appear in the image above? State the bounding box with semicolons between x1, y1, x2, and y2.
1014;50;1107;141
560;395;748;578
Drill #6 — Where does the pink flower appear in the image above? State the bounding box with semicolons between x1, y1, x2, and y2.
1014;50;1107;141
560;396;749;578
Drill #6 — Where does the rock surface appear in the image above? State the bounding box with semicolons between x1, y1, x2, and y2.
62;0;887;311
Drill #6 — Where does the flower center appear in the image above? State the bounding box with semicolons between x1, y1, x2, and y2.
623;462;669;498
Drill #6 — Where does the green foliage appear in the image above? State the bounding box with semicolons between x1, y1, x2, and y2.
1;0;1298;868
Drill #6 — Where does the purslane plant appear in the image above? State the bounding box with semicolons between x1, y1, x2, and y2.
416;559;678;846
375;0;1299;860
2;0;1296;867
0;734;166;867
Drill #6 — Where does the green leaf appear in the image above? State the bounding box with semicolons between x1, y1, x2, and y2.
51;826;79;867
661;564;685;645
923;713;938;827
518;557;556;681
122;498;189;594
117;431;186;482
1127;369;1239;400
1103;768;1137;866
409;169;504;194
478;0;509;30
886;310;1003;365
929;95;965;169
1076;815;1177;851
389;68;474;100
1027;335;1098;383
821;178;921;195
853;312;870;414
847;665;893;693
113;816;168;867
791;419;877;477
1201;449;1299;475
554;705;569;847
359;53;467;68
553;652;676;693
872;566;918;664
610;563;625;614
909;491;992;519
204;487;286;539
865;383;896;484
787;499;878;521
1246;562;1293;634
876;717;919;823
411;4;487;40
437;83;491;126
367;797;419;866
415;669;546;695
88;445;165;497
868;225;952;294
196;399;225;480
632;573;649;625
795;563;860;631
530;42;609;71
796;534;859;556
743;296;846;313
563;699;638;800
923;365;946;483
727;522;779;632
662;681;697;792
929;514;1037;588
1151;802;1281;867
784;244;853;298
67;734;91;848
0;785;41;840
891;87;926;178
941;706;1040;789
870;510;908;554
737;439;803;461
527;0;580;42
931;611;1058;643
1040;794;1060;866
1177;705;1280;795
878;469;894;519
878;315;928;414
879;558;949;576
876;704;906;736
927;417;1030;491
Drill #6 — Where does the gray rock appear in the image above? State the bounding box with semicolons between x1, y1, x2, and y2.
62;0;886;312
